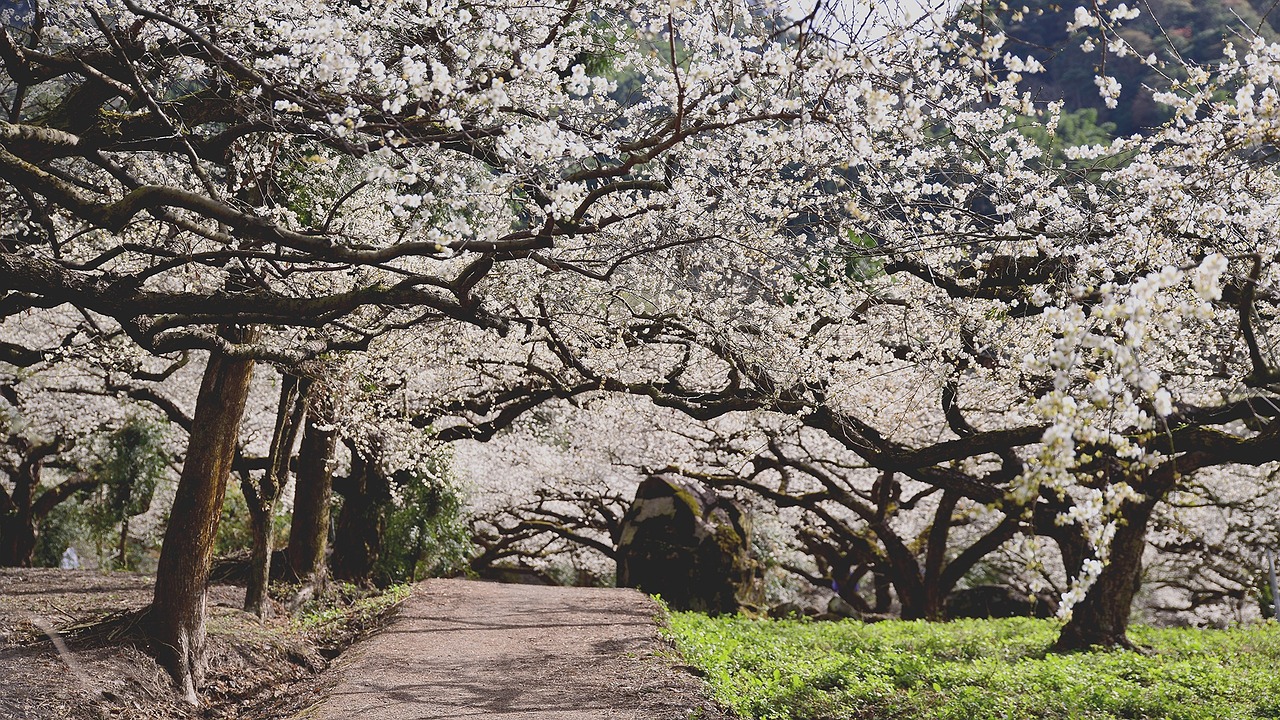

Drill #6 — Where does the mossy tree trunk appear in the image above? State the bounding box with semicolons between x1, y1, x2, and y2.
242;375;311;618
1052;463;1181;653
1051;495;1155;652
146;329;256;704
284;391;337;590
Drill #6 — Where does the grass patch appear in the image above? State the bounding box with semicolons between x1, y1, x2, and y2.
664;614;1280;720
293;582;412;656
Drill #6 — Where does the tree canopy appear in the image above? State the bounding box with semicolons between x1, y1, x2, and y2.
1;0;1278;701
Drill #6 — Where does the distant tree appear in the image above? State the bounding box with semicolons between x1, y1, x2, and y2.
282;387;338;592
85;417;169;570
0;431;91;566
239;374;309;617
1;0;863;697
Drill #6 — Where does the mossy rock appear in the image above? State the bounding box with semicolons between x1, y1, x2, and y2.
616;474;763;613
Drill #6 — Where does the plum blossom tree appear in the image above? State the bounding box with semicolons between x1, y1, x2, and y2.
0;313;189;567
453;396;677;583
1142;464;1280;626
0;416;90;567
398;4;1280;650
0;0;907;697
3;0;1280;699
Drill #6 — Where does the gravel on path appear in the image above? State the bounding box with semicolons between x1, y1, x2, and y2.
304;578;730;720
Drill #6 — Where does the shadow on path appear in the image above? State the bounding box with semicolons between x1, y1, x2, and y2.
307;578;729;720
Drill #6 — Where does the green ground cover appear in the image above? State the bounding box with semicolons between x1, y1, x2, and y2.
665;613;1280;720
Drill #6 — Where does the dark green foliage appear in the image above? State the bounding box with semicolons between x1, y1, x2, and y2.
1014;107;1117;165
88;418;167;521
83;417;169;569
1261;574;1276;620
787;230;884;303
823;231;883;285
373;466;471;585
214;484;252;558
666;613;1280;719
214;482;290;558
31;418;169;569
32;499;89;567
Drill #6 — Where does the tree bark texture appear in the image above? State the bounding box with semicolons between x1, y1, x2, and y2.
0;456;39;567
284;392;337;587
242;375;310;618
117;516;130;570
1052;494;1158;652
146;336;256;703
330;439;390;586
0;513;37;567
242;500;273;615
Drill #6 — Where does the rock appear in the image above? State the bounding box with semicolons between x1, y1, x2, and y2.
58;547;80;570
769;601;805;619
616;474;763;613
944;584;1057;619
827;595;861;619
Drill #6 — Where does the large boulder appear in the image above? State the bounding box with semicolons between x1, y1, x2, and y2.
616;474;763;613
944;584;1058;619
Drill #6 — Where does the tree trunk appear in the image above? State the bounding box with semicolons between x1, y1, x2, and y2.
896;578;944;621
146;336;256;704
873;571;893;613
1035;496;1090;581
243;501;274;616
871;523;933;620
117;516;130;570
905;489;960;621
243;375;310;618
0;513;36;567
330;439;390;585
284;393;337;587
0;448;41;567
835;566;873;613
1052;494;1158;652
0;447;86;567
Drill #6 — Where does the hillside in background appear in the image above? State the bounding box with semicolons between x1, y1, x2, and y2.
986;0;1280;135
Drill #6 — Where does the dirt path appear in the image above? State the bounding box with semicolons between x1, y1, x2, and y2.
303;578;729;720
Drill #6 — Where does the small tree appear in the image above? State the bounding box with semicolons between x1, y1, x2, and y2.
376;461;471;585
86;417;168;570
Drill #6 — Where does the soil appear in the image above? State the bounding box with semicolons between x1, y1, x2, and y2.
307;578;733;720
1;572;733;720
0;569;330;720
